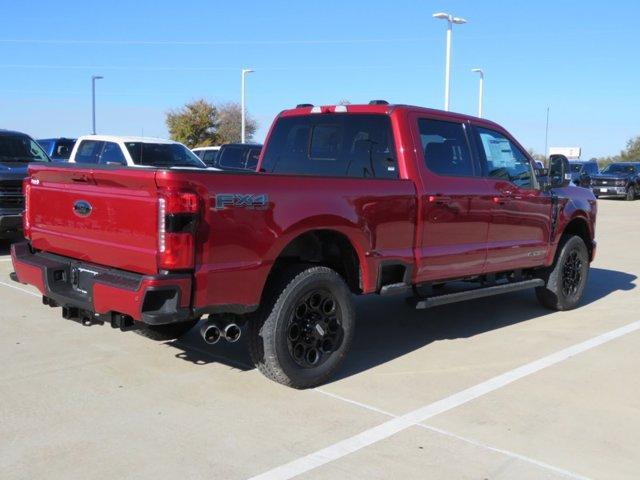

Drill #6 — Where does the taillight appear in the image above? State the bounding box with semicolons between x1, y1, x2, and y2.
23;178;32;239
157;190;199;270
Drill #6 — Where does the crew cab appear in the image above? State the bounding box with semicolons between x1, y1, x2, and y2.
591;162;639;200
69;135;207;168
11;102;597;388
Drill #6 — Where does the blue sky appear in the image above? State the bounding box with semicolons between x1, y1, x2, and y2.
1;0;638;158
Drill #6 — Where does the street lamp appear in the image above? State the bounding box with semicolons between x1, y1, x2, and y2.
471;68;484;118
433;12;467;111
241;68;254;144
91;75;103;135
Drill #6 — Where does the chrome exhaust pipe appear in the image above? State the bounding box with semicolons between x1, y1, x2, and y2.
200;321;222;345
223;323;241;343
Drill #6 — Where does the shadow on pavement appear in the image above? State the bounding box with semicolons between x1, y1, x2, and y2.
167;267;636;381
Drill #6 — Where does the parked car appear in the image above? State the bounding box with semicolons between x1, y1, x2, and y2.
37;138;76;162
69;135;207;168
192;146;221;167
591;162;640;200
0;129;50;237
215;143;262;171
568;160;599;187
11;102;597;388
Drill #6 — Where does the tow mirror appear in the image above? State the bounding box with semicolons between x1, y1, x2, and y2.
548;154;571;189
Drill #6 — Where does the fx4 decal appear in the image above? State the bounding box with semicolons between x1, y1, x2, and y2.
214;193;269;210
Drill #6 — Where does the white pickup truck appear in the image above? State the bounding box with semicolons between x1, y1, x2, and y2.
69;135;208;168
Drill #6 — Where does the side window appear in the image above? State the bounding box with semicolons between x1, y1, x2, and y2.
418;119;474;177
246;147;261;170
261;114;398;179
218;146;246;170
99;142;127;165
202;150;219;165
74;140;104;164
475;128;535;188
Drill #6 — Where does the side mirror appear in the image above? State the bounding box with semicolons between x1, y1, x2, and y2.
548;154;571;189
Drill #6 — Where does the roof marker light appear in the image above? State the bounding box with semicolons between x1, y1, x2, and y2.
334;105;348;112
310;106;322;113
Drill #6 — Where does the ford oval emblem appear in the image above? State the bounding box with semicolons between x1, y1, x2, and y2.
73;200;92;217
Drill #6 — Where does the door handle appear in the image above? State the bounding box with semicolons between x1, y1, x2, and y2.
493;195;511;205
428;195;452;205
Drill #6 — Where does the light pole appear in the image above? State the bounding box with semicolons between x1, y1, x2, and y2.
471;68;484;118
433;12;467;111
91;75;103;135
241;68;254;144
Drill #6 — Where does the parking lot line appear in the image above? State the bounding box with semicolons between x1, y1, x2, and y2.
249;320;640;480
315;388;588;480
0;280;39;298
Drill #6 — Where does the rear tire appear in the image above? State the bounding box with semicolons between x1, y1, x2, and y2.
626;186;636;201
248;265;355;389
536;235;589;311
137;319;199;341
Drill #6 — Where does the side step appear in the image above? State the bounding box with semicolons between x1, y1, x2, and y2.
411;279;545;310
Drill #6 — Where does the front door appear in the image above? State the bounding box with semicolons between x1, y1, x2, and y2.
471;126;552;272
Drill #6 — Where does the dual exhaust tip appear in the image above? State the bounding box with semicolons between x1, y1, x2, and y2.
200;318;241;345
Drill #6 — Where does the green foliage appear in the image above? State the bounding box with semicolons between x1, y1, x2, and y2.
165;99;258;148
165;99;218;148
621;136;640;161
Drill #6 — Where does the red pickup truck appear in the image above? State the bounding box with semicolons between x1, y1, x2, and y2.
11;102;597;388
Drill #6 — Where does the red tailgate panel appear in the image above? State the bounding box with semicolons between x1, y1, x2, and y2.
27;165;160;275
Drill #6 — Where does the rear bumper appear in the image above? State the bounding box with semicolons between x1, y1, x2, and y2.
10;242;192;325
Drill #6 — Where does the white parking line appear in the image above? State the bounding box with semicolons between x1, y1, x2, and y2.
0;280;40;298
315;389;588;480
249;320;640;480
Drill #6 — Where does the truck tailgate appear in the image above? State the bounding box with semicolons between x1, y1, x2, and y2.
27;165;160;275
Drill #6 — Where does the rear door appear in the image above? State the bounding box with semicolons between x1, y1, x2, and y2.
28;165;161;274
470;125;552;271
410;114;493;282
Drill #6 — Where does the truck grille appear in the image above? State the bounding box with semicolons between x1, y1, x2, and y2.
592;178;623;187
0;181;24;209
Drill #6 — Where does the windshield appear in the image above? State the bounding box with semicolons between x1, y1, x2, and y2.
124;142;205;167
602;163;637;174
0;133;49;162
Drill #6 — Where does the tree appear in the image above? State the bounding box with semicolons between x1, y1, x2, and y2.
215;102;258;144
527;148;547;165
165;99;258;147
165;99;218;148
621;136;640;161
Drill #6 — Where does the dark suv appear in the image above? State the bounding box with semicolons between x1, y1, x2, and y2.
591;162;640;200
215;143;263;171
0;130;50;236
37;138;76;162
568;160;599;187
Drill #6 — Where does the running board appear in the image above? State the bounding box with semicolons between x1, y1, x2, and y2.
411;279;545;310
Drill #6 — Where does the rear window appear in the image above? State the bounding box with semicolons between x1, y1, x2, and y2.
52;139;75;159
125;143;204;167
218;146;246;170
261;114;398;179
202;149;220;166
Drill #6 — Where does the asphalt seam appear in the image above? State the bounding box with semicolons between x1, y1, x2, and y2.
248;320;640;480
